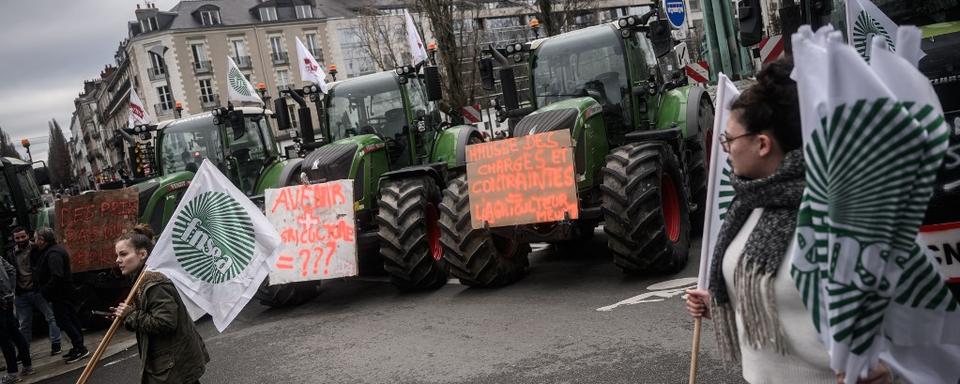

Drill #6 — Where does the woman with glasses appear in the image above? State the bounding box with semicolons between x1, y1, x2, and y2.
683;57;892;384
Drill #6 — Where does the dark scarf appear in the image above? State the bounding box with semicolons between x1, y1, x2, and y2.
708;149;805;361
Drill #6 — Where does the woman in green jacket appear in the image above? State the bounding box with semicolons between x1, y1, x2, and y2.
112;224;209;384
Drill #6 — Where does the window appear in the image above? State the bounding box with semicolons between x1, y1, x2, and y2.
200;10;221;26
295;5;313;19
157;86;173;109
277;70;290;86
199;79;215;103
141;17;159;32
259;7;277;22
191;43;208;68
232;39;247;60
270;36;283;56
305;33;322;61
287;104;299;128
688;0;701;12
150;52;165;74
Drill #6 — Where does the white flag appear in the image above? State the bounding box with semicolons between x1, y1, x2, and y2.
404;9;428;66
295;36;327;94
128;88;154;127
695;74;738;290
226;56;263;105
146;159;280;332
790;26;960;383
846;0;923;64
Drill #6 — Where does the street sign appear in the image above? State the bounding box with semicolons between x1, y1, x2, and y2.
663;0;686;29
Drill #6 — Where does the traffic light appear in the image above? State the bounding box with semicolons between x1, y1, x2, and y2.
738;0;764;47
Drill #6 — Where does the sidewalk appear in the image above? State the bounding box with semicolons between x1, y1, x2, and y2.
16;328;137;384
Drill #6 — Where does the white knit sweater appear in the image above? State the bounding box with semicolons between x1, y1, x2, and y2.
721;208;835;384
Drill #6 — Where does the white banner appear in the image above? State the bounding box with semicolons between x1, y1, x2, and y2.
227;56;263;105
295;36;328;93
146;159;279;332
266;180;358;284
404;9;428;66
128;87;154;127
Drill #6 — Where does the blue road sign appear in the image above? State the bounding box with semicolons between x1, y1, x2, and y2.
663;0;686;29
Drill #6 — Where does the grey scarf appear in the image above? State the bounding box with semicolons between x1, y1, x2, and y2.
708;149;805;362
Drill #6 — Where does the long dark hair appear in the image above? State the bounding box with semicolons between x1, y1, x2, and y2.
730;57;802;152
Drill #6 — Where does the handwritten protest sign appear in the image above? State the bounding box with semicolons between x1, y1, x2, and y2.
266;180;358;284
918;222;960;284
466;130;578;228
55;189;139;273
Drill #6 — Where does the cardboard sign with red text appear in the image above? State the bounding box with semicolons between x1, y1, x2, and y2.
918;222;960;284
55;188;139;273
265;180;357;284
466;130;578;229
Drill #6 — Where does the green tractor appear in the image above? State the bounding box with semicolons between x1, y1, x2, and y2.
274;66;484;292
38;106;309;325
440;9;715;286
0;157;48;253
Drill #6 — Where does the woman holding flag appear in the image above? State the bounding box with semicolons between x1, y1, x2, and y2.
683;58;893;384
111;224;209;384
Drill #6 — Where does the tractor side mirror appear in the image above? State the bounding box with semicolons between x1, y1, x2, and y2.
424;66;443;102
648;19;674;58
32;165;50;186
229;111;245;139
274;98;291;130
499;67;519;111
479;58;495;91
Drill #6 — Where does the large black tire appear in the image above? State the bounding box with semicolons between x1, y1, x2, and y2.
377;176;449;290
257;279;322;308
686;95;714;230
439;174;530;287
602;143;691;273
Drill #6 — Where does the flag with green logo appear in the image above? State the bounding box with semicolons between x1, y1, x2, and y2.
695;73;737;290
226;56;263;105
147;159;280;332
845;0;924;65
791;25;960;383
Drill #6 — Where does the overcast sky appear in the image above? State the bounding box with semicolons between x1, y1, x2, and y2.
0;0;178;162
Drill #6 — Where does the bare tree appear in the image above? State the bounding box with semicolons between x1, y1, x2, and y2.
354;7;407;71
535;0;600;36
416;0;484;118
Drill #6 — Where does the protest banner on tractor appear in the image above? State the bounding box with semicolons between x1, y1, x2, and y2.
465;130;578;229
266;180;358;284
55;188;139;272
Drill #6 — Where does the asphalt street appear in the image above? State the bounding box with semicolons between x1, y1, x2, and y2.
43;232;746;384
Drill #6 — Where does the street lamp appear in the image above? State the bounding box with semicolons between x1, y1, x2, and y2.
529;17;541;38
20;139;31;162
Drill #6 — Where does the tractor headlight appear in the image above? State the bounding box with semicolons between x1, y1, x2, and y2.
618;18;628;28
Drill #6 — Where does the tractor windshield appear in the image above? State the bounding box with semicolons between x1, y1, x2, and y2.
0;173;14;212
223;115;277;195
326;71;407;143
159;118;222;174
532;26;629;109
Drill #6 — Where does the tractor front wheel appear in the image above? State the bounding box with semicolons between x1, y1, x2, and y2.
602;143;691;274
439;174;530;287
377;176;449;290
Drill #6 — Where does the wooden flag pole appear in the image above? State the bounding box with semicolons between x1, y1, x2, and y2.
688;317;703;384
76;270;148;384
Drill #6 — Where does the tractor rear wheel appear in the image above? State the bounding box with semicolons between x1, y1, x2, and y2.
602;143;691;274
439;174;530;287
377;176;449;290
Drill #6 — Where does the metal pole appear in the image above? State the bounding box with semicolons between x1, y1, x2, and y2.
709;0;735;77
700;0;723;81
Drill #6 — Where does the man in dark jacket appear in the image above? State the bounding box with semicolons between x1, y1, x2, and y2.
31;228;88;363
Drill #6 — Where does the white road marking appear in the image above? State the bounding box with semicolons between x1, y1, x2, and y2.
103;353;138;367
596;277;698;312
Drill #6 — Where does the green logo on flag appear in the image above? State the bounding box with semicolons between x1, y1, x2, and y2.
852;10;895;61
228;65;252;96
172;191;256;284
717;159;735;221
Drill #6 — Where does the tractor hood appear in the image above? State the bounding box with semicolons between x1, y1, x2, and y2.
513;97;601;137
302;134;381;184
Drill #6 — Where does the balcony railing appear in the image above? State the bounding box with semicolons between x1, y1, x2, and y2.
200;94;220;110
147;67;168;81
194;60;213;74
235;55;253;69
154;102;175;118
271;51;289;65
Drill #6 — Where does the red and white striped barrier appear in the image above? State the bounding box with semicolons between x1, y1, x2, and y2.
759;35;785;65
685;61;709;84
461;104;482;124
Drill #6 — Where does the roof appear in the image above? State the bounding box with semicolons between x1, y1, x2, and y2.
133;0;356;35
157;106;274;129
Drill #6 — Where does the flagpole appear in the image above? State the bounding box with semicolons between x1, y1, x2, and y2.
76;270;149;384
844;0;853;44
689;74;729;384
